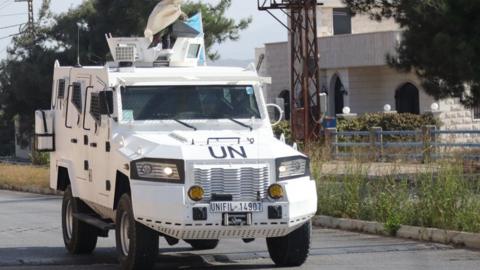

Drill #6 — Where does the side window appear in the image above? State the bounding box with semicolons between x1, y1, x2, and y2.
72;82;82;113
90;91;114;124
90;93;101;123
57;79;66;99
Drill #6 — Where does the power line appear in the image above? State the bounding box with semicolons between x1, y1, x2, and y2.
0;23;23;30
0;12;27;17
0;31;25;40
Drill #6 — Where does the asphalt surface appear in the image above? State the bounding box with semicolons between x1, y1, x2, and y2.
1;190;479;270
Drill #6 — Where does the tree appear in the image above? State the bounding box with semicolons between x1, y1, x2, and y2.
0;0;252;153
182;0;252;60
50;0;252;64
0;1;58;147
343;0;480;107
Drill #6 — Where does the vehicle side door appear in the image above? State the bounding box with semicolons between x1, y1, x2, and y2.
85;83;114;208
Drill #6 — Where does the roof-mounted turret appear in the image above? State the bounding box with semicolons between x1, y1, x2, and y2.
106;0;206;69
106;30;204;69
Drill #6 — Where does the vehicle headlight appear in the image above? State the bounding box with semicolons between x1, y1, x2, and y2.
275;156;310;180
131;159;184;183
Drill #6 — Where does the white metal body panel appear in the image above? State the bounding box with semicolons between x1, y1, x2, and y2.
47;62;318;239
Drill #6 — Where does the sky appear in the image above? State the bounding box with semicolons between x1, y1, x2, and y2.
0;0;287;60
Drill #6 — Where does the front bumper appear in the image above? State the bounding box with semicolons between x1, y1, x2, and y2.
131;178;317;239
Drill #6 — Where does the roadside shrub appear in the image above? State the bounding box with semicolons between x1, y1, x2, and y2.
272;121;293;144
337;112;440;132
315;161;480;233
30;151;50;166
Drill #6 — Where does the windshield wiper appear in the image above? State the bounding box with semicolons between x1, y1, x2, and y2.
173;118;197;131
227;118;253;131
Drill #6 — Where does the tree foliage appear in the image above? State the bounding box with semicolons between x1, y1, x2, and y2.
0;0;251;151
343;0;480;107
50;0;251;64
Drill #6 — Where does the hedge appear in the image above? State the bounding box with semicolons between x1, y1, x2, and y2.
337;113;440;132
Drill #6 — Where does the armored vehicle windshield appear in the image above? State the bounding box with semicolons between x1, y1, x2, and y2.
120;85;261;121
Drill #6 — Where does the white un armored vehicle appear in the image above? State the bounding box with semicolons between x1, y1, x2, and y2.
34;6;317;270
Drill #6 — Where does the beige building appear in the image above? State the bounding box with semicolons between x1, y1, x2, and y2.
256;0;480;133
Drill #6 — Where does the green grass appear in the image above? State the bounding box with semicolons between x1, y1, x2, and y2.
314;161;480;234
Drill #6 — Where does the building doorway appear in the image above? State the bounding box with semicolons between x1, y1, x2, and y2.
332;76;345;115
395;83;420;114
278;90;291;120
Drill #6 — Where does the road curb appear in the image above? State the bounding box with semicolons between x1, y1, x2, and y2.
0;184;62;196
1;184;479;250
313;215;480;250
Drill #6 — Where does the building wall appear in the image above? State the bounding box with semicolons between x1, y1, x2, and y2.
316;2;399;37
326;66;435;115
351;15;399;34
256;42;290;104
319;31;401;69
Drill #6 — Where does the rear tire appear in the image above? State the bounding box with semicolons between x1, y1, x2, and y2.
115;194;159;270
61;186;98;254
266;221;311;267
186;239;219;250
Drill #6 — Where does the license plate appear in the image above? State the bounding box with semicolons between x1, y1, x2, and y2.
209;202;263;213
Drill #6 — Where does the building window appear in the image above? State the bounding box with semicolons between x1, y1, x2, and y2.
333;8;352;35
474;104;480;120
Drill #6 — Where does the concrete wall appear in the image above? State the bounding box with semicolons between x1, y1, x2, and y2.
436;99;480;143
326;66;435;115
255;42;290;104
316;2;399;37
351;15;399;34
319;31;401;69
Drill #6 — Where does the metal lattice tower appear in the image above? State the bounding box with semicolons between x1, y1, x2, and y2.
15;0;34;34
27;0;33;33
258;0;323;143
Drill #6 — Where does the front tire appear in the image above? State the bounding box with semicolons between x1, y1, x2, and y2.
115;194;159;270
185;239;219;250
61;186;98;254
266;221;311;267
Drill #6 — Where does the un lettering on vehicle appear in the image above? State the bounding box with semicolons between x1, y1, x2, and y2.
208;146;247;159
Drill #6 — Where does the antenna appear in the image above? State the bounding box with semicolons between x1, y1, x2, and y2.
75;22;86;67
75;23;81;67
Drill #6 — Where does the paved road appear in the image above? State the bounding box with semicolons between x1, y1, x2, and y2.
1;190;479;270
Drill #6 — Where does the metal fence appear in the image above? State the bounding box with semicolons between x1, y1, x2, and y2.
325;126;480;162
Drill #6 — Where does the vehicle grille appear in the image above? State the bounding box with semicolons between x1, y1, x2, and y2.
193;164;270;201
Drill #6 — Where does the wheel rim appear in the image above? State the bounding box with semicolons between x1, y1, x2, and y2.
120;211;130;256
65;200;73;240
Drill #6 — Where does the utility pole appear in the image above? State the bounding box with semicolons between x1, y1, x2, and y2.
258;0;323;144
14;0;34;34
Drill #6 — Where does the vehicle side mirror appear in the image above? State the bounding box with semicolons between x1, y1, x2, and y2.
90;90;114;124
266;103;284;127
